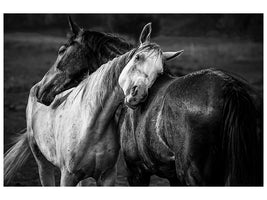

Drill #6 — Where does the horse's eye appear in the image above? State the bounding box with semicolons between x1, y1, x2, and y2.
58;46;66;55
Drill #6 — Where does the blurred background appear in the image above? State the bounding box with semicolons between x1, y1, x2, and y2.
4;14;263;186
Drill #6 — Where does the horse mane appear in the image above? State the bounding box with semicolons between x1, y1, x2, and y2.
84;30;133;57
68;50;131;110
68;29;133;65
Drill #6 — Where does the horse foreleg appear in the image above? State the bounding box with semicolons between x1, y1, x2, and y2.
60;169;79;186
37;160;55;186
77;178;95;186
29;140;55;186
96;166;117;186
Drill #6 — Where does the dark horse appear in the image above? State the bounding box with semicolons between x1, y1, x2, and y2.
120;68;262;186
35;17;133;106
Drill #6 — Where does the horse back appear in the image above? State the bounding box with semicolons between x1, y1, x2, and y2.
161;69;258;184
121;69;233;182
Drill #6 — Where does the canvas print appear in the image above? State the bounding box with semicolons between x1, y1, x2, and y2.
4;14;263;186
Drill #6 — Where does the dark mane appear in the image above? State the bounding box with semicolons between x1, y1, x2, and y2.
80;29;133;65
62;29;134;83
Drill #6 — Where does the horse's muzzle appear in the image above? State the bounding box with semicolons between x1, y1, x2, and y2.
37;93;54;106
36;85;55;106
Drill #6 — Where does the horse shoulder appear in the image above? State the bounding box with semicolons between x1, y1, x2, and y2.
27;84;61;165
26;84;42;133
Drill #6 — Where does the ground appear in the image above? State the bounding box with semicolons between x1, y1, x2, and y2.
4;32;263;186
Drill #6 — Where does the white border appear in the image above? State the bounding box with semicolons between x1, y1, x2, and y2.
1;0;266;200
0;0;266;13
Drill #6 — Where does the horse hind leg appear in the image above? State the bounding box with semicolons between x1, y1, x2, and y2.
175;152;216;186
185;161;205;185
78;178;95;186
29;140;55;186
126;166;151;186
96;166;117;186
168;177;184;186
127;172;150;186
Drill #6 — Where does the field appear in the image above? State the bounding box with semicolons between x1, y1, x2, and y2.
4;32;263;186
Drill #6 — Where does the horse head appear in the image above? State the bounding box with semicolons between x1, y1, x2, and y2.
36;17;98;105
36;17;132;106
118;23;184;109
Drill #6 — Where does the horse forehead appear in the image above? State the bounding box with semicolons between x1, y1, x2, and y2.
137;47;160;56
134;49;161;66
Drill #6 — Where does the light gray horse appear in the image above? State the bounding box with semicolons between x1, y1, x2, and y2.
4;23;181;186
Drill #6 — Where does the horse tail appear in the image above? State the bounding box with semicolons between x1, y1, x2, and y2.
221;77;262;186
4;129;31;184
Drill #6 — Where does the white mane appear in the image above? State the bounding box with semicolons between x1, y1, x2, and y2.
52;51;129;115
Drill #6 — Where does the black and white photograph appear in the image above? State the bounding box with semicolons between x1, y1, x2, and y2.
3;13;263;188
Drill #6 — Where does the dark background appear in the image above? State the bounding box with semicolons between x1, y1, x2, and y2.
4;14;263;41
4;14;263;186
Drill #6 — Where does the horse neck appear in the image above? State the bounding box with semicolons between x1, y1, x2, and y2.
83;53;129;133
59;57;128;170
89;33;133;66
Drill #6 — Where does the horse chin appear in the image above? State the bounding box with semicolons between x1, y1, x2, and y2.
37;80;75;106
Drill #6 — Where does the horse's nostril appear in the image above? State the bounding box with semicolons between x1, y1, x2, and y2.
131;85;138;97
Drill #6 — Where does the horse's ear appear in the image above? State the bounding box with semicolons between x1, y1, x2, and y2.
163;50;184;61
68;16;81;36
139;22;152;45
